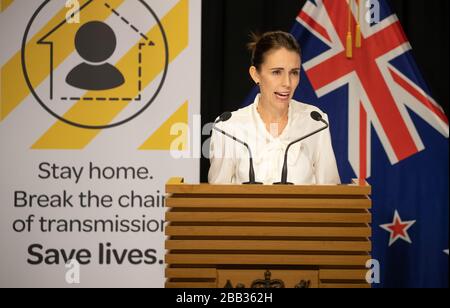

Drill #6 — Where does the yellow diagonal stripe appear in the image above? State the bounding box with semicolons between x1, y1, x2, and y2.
33;0;189;149
0;0;125;121
1;0;14;12
140;101;188;150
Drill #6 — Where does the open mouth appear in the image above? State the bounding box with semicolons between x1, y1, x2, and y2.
274;92;290;100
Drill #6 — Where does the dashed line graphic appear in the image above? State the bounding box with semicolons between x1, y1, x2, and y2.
104;2;153;44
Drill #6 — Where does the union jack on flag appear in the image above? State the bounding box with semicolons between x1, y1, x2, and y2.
295;0;448;179
245;0;449;287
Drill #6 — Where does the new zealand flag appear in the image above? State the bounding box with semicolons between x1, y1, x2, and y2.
245;0;449;287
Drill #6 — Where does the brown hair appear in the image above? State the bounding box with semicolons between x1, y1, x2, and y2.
247;31;301;71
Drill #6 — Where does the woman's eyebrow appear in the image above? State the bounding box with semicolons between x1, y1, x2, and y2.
269;67;300;70
268;68;301;73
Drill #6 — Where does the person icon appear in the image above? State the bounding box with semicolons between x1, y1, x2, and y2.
66;21;125;90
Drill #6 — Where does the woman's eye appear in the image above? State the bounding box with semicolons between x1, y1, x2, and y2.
291;71;300;76
272;70;282;75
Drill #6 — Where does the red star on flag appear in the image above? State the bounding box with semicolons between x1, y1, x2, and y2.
380;210;416;247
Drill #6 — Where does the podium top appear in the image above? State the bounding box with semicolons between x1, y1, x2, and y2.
166;177;371;196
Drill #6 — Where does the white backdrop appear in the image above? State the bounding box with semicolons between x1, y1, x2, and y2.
0;0;201;287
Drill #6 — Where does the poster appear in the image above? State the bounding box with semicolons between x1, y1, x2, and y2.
0;0;201;287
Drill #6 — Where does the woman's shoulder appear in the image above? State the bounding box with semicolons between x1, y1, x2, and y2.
213;104;253;132
229;103;254;122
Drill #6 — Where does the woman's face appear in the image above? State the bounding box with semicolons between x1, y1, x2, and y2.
250;48;301;113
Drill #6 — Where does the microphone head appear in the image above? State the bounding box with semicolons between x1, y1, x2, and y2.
219;112;232;122
310;111;322;121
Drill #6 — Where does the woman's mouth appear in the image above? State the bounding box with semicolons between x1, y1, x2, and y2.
274;92;290;100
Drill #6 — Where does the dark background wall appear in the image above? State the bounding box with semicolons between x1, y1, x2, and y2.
200;0;449;182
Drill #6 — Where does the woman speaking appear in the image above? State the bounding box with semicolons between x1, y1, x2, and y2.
208;31;340;185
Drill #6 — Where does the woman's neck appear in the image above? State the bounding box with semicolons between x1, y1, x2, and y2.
257;98;289;123
257;97;289;137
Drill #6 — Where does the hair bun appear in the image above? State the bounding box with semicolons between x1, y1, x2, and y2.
247;32;262;53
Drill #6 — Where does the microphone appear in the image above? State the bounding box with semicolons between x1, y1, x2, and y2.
212;112;262;185
274;111;329;185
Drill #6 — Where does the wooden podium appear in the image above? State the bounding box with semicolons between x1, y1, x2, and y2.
165;178;372;288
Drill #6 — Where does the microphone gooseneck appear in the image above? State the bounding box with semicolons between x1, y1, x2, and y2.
274;111;329;185
213;112;262;185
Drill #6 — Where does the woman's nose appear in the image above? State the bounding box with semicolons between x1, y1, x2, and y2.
282;73;291;88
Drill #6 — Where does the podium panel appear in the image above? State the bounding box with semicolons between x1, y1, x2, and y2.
165;178;372;288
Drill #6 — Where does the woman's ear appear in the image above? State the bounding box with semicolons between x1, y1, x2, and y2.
249;66;260;85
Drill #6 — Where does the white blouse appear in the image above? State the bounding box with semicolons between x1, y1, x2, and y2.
208;95;341;185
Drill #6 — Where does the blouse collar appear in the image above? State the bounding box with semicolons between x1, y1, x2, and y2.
252;94;295;142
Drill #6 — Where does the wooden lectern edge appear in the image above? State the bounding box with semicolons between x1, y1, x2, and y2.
166;177;371;195
167;177;369;186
